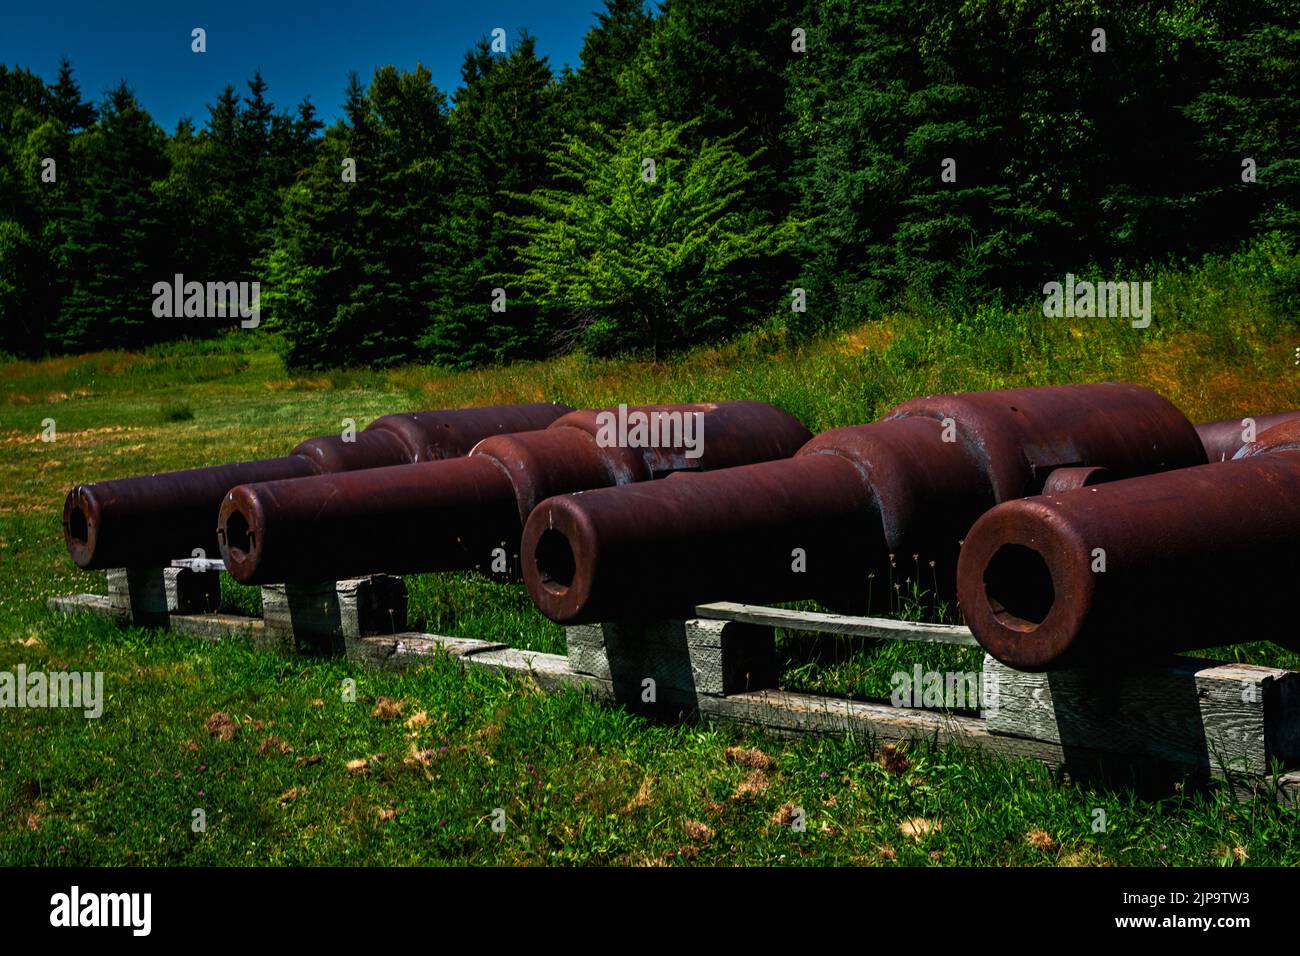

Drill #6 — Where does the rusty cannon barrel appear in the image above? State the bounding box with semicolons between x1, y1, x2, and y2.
217;400;812;585
1236;418;1300;457
957;421;1300;671
63;402;571;570
520;383;1210;624
1193;410;1300;462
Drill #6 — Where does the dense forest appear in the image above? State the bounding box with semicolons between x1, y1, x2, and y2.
1;0;1297;369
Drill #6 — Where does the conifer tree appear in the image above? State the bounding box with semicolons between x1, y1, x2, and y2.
54;82;169;350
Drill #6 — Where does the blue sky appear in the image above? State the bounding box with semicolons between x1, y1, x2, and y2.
1;0;617;131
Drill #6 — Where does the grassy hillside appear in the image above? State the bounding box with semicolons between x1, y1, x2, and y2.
2;241;1299;865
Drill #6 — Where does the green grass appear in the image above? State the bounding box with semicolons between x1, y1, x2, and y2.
4;617;1297;866
2;237;1299;865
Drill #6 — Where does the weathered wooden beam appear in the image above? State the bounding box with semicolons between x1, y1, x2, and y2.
170;612;265;644
701;688;1300;801
694;601;978;647
47;593;126;620
983;654;1300;778
347;632;508;669
347;632;611;697
169;557;227;573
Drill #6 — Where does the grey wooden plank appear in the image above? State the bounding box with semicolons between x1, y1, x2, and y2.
47;593;125;618
49;592;262;643
466;646;610;694
169;557;227;573
346;633;509;669
170;612;263;643
700;688;983;741
700;688;1300;801
984;655;1300;777
694;601;977;646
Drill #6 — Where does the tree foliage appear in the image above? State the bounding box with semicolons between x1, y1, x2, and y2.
264;64;451;369
2;0;1298;363
508;121;803;356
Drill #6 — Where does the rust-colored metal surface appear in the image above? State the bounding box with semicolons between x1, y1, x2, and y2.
217;401;812;584
1041;466;1111;493
1193;410;1300;462
219;456;522;584
521;383;1210;624
62;402;571;570
1236;418;1300;458
526;454;883;625
957;448;1300;671
882;383;1207;501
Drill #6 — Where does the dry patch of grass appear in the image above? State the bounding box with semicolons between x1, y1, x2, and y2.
371;697;404;720
683;819;713;843
731;769;770;801
624;776;654;813
899;817;941;840
725;746;775;771
877;743;910;775
204;712;238;742
1025;828;1057;851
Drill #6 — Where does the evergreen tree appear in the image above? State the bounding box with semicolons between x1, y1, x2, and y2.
50;57;96;131
266;66;450;368
426;33;561;366
625;0;803;213
53;82;170;350
557;0;653;132
785;0;1232;326
3;0;1297;361
1186;0;1300;241
0;65;62;354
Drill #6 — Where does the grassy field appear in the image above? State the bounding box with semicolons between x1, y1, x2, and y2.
2;240;1300;865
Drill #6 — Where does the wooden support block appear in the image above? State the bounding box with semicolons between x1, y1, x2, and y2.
107;566;221;625
261;576;406;651
565;619;777;706
983;654;1300;778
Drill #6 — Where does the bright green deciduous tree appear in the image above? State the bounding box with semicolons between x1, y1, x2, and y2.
506;120;805;357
